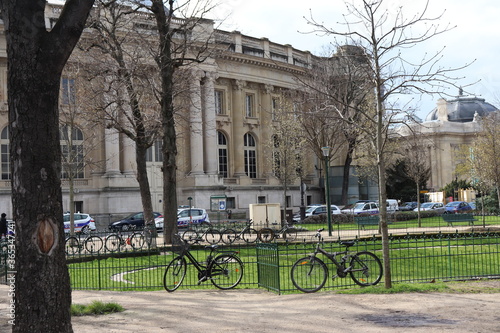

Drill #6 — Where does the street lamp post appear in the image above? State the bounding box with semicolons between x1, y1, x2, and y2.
321;147;332;236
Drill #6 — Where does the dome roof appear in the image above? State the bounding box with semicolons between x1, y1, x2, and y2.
425;95;498;122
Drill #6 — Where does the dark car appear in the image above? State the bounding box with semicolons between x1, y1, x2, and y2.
398;202;418;211
444;201;472;214
108;212;161;231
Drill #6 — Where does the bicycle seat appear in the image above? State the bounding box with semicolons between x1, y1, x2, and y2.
205;244;219;250
340;241;356;248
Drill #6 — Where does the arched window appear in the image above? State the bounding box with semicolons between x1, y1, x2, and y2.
244;133;257;178
217;131;228;177
1;127;10;180
60;125;84;179
146;140;163;162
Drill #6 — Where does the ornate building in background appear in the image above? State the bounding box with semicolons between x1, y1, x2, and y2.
0;2;328;218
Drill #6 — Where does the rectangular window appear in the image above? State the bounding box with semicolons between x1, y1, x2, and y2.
226;197;236;209
1;144;10;180
272;97;278;120
258;196;266;204
218;148;228;177
215;90;224;115
61;78;75;105
244;150;257;178
245;94;254;117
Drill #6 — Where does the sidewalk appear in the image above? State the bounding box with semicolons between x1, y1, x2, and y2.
2;282;499;332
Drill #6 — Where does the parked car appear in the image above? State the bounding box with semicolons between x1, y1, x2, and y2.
376;199;398;212
444;201;473;214
398;202;418;211
468;202;476;210
108;212;161;231
292;205;341;222
341;202;379;215
155;208;211;230
63;213;96;234
413;202;445;214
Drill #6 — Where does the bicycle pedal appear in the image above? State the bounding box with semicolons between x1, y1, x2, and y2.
332;274;339;280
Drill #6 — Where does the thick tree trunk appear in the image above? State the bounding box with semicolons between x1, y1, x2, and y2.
8;38;72;333
2;1;94;331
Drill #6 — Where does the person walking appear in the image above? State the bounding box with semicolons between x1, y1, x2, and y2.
0;213;7;238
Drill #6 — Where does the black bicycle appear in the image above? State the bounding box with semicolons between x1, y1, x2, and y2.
163;234;244;292
258;221;297;242
220;220;258;244
290;229;382;293
65;234;104;255
182;222;221;245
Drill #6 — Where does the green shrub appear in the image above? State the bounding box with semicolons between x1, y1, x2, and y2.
71;301;124;316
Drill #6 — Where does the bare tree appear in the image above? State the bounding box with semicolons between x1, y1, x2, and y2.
82;2;164;232
305;0;471;288
295;45;372;205
400;133;431;227
266;95;308;223
1;0;95;331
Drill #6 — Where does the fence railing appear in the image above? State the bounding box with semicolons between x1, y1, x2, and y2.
57;229;500;293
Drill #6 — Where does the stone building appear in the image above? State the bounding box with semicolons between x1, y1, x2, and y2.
396;92;498;195
0;3;329;219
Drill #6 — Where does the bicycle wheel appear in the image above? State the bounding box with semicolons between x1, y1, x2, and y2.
242;228;258;243
105;234;121;252
84;235;103;253
130;232;145;250
163;256;187;292
349;251;383;286
209;254;244;290
283;228;297;241
290;256;328;293
182;229;199;244
65;236;80;255
221;229;237;244
204;229;222;244
258;228;275;242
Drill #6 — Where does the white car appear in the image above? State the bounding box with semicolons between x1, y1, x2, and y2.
292;205;341;222
63;213;96;234
414;202;445;214
155;208;211;230
341;202;379;215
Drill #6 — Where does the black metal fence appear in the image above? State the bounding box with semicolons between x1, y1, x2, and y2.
1;227;499;293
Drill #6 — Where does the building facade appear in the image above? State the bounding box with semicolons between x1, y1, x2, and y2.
396;93;498;194
0;3;329;218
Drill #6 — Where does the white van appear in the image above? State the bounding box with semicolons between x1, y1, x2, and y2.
386;199;398;212
376;199;399;212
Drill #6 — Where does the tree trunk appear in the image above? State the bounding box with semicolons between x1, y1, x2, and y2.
341;142;355;205
136;143;154;228
2;1;94;331
151;1;179;244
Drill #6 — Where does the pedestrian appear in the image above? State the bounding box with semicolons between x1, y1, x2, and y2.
0;213;7;238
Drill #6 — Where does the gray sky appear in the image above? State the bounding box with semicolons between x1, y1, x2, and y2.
212;0;500;120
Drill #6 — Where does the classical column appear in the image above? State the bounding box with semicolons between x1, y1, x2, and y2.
232;80;246;177
122;135;136;175
189;70;205;175
104;128;121;177
203;72;219;175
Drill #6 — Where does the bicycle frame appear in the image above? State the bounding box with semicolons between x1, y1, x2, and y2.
178;247;236;284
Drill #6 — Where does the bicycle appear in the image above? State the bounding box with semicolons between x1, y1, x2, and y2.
163;234;244;292
220;220;258;244
290;228;382;293
182;222;221;245
104;230;146;252
258;221;297;242
65;233;104;255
